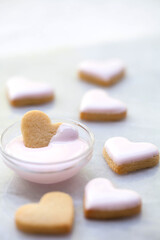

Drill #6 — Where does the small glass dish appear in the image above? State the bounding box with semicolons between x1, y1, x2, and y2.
0;119;94;184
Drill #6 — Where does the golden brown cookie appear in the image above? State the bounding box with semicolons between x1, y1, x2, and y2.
15;192;74;234
103;137;159;174
78;59;125;86
21;110;61;148
9;95;54;107
6;76;54;107
84;178;142;219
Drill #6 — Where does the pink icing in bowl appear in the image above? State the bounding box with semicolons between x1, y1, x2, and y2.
0;119;94;184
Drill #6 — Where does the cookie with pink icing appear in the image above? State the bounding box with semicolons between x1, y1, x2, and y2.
84;178;141;219
78;59;125;86
103;137;159;174
80;89;127;121
6;76;54;107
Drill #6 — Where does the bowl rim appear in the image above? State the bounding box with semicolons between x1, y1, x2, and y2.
0;118;94;166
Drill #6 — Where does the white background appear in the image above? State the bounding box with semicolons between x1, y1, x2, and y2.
0;0;160;57
0;1;160;240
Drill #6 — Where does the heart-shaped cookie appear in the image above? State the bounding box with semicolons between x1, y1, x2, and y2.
78;59;125;86
103;137;159;174
21;110;61;148
15;192;74;234
6;76;54;107
80;89;127;121
84;178;141;219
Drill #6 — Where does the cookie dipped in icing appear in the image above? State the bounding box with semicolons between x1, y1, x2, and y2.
80;89;127;121
78;59;125;86
5;111;91;184
103;137;159;174
6;76;54;107
84;178;141;219
21;110;62;148
7;111;89;163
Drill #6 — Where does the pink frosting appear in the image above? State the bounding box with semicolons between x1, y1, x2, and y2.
6;76;53;100
6;124;88;163
51;124;78;142
85;178;141;211
80;89;127;114
78;59;125;81
104;137;159;165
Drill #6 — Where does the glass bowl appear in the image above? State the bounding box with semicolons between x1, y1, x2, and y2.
0;119;94;184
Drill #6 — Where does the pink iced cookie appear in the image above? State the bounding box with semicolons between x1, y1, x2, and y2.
103;137;159;174
80;89;127;121
84;178;141;219
78;59;125;86
6;76;54;106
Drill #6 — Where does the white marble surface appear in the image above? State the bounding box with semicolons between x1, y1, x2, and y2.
0;38;160;240
0;0;160;239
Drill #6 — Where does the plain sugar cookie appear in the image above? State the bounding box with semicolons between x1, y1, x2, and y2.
80;89;127;121
15;192;74;234
21;110;61;148
6;76;54;107
84;178;141;219
103;137;159;174
78;59;125;86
